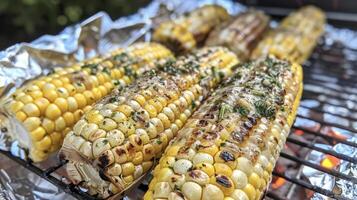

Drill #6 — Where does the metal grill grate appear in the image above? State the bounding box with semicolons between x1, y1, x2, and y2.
265;43;357;200
1;42;357;200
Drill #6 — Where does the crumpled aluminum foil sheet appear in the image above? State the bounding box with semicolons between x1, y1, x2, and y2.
302;134;357;200
0;0;244;199
1;0;357;199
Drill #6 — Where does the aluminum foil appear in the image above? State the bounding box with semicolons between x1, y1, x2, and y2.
1;0;357;199
0;0;244;199
302;135;357;200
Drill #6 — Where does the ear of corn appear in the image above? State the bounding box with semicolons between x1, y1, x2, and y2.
153;5;230;53
251;29;313;64
280;5;325;42
59;47;239;198
145;56;303;200
205;10;270;61
0;43;173;162
252;6;325;64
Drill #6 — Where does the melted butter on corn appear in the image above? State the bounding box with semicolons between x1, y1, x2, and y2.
0;43;173;162
59;47;239;198
145;56;303;200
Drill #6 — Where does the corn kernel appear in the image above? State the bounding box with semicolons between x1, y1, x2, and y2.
43;90;58;102
23;117;41;132
74;94;87;109
67;97;78;112
15;111;27;122
45;104;61;120
117;104;134;117
243;184;256;200
54;98;68;113
34;135;52;151
30;127;46;141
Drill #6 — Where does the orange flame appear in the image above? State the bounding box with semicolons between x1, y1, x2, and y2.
272;177;286;189
321;155;340;169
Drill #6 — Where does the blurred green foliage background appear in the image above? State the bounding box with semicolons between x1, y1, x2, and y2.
0;0;149;49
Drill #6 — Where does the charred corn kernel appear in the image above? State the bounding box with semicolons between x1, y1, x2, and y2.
153;5;229;53
147;57;302;199
0;43;173;162
206;10;269;61
59;47;238;197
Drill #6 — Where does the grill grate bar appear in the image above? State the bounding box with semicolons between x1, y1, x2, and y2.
280;152;357;184
286;136;357;163
298;104;357;122
302;93;357;113
296;114;357;134
292;127;357;148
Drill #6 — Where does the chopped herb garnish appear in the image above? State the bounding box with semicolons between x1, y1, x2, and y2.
191;101;197;109
254;100;276;119
218;103;232;121
233;106;249;117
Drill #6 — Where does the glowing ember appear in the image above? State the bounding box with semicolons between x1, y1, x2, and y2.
321;155;340;169
294;129;304;136
272;177;286;189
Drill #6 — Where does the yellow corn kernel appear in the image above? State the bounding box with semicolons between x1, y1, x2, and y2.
54;98;68;113
34;98;50;115
18;95;34;104
45;104;61;120
83;90;95;105
74;93;87;109
43;90;58;102
30;127;46;141
67;97;78;112
117;104;134;117
15;111;27;122
10;101;24;112
122;163;135;176
50;131;62;145
22;103;40;117
63;112;75;126
243;184;256;200
214;163;233;177
23;117;41;132
34;135;52;151
195;163;215;177
55;117;66;131
143;104;156;118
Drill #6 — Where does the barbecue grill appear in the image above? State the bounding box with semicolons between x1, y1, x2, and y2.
0;1;356;200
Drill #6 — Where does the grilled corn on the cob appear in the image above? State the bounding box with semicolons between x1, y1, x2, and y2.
251;29;313;64
153;5;229;53
205;10;269;61
59;47;239;198
145;56;303;200
0;43;173;162
252;6;325;64
280;5;325;43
